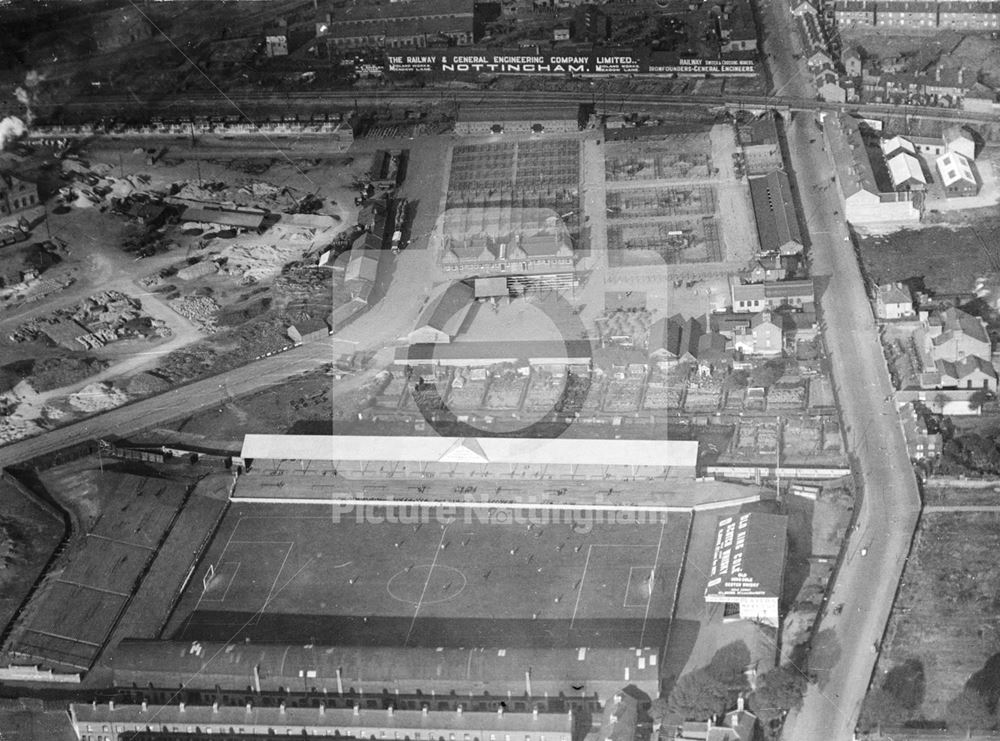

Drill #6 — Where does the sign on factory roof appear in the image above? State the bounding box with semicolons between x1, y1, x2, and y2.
705;512;787;599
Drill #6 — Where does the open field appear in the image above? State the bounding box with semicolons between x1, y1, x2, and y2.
857;219;1000;295
878;511;1000;720
168;502;691;649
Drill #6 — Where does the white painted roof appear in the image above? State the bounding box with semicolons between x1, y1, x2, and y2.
880;135;915;156
936;151;976;186
241;435;699;468
886;151;926;187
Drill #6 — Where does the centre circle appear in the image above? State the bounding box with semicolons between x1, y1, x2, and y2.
387;564;468;606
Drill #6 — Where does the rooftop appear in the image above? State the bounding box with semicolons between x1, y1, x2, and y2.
749;171;803;253
705;512;787;600
107;640;661;694
240;435;700;468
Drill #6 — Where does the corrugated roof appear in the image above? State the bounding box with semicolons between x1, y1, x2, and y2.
240;435;699;468
107;640;660;695
749;171;803;253
704;513;787;599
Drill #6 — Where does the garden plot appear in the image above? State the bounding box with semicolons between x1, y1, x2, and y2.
766;383;806;412
602;377;645;413
555;370;593;415
821;420;844;456
733;418;780;458
484;367;529;410
524;367;568;411
722;385;745;413
446;371;488;411
684;372;725;413
782;417;823;459
643;367;690;411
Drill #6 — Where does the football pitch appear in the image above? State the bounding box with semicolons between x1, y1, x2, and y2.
170;503;692;649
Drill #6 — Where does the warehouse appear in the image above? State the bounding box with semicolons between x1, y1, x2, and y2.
749;170;804;255
453;106;584;136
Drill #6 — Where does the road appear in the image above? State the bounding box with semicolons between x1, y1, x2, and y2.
779;112;922;740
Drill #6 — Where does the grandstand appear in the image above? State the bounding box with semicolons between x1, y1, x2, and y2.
238;435;699;485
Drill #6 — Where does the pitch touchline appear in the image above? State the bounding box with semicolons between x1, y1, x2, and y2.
569;544;593;629
404;523;450;646
639;518;667;646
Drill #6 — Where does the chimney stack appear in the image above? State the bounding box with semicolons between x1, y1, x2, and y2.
354;704;361;716
109;700;115;712
213;701;219;713
388;705;395;717
457;705;463;716
737;696;744;713
337;667;344;695
525;669;532;697
497;706;504;717
320;703;326;716
423;705;429;716
179;702;185;713
280;702;286;715
141;701;147;713
533;706;539;720
246;702;253;714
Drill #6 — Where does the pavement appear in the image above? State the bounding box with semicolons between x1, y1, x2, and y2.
777;111;922;741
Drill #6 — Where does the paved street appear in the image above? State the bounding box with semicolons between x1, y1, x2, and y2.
779;113;922;740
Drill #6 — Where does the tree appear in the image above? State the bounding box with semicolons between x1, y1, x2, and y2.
857;687;912;731
806;629;841;686
882;659;925;713
705;641;752;688
666;669;731;721
945;687;995;733
750;665;808;724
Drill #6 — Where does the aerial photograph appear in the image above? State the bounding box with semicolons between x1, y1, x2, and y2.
0;0;998;739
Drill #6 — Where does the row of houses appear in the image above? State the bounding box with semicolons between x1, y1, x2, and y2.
833;0;1000;28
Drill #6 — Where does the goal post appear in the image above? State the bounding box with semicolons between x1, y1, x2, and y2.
202;563;215;592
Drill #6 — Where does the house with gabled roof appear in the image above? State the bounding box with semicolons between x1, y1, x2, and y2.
885;151;926;191
935;356;999;391
875;282;915;320
648;314;704;366
705;512;787;627
732;309;783;357
942;124;977;160
927;306;991;362
936;151;979;197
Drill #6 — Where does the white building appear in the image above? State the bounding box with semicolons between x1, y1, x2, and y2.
704;513;787;627
936;151;979;197
885;151;926;191
875;282;915;320
942;124;976;161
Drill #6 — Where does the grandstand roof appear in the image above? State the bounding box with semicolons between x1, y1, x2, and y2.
241;435;699;468
107;640;660;696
